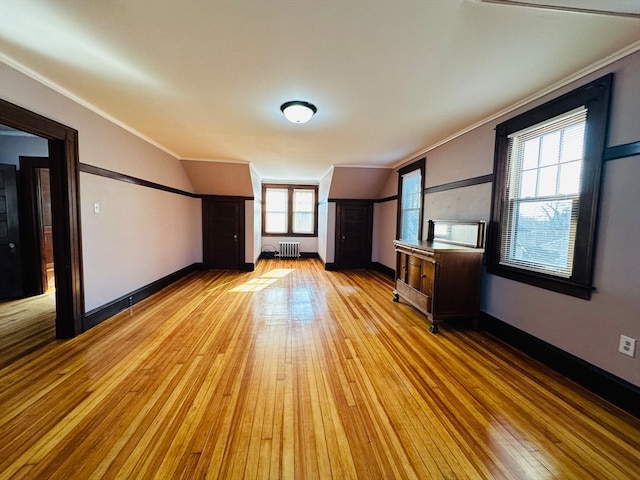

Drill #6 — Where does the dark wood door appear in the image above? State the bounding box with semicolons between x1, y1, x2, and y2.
19;156;53;296
0;164;23;299
336;201;373;270
203;197;244;270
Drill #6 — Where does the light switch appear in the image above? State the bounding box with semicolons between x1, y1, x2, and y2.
94;202;100;214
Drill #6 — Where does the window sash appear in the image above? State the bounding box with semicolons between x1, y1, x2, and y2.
500;108;586;278
400;168;422;242
292;189;315;234
264;188;289;234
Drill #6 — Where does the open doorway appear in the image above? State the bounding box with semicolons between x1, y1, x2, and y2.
0;98;84;366
0;128;57;366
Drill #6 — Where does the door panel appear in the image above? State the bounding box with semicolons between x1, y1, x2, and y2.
0;164;23;299
336;201;373;270
203;198;244;270
38;168;55;292
19;156;52;296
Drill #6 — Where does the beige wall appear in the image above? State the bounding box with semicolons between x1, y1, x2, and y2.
372;200;396;268
81;173;201;310
1;62;202;312
328;166;392;199
181;160;254;196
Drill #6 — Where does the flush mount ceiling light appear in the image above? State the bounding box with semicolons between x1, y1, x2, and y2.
280;101;317;124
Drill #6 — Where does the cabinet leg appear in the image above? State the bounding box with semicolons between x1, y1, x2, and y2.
392;291;399;302
429;324;439;334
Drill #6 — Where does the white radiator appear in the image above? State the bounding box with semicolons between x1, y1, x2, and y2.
277;241;300;259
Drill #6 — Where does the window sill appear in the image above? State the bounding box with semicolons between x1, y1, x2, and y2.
262;233;317;237
486;264;593;300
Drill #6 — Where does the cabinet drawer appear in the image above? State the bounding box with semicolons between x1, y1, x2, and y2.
396;279;432;315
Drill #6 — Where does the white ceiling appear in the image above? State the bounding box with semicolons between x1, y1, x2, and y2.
1;0;639;183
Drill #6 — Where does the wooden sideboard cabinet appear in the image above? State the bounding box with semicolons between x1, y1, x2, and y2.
393;220;485;333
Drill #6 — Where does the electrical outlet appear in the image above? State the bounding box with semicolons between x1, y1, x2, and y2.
618;335;636;358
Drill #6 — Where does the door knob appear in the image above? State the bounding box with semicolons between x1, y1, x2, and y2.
8;242;15;249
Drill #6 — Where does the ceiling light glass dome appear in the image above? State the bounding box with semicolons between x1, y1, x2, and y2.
280;101;317;124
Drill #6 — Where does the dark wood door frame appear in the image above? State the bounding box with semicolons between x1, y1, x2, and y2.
0;98;84;338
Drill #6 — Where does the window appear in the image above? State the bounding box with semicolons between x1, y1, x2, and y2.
488;74;612;299
262;184;318;236
264;187;288;233
397;158;425;242
292;189;315;234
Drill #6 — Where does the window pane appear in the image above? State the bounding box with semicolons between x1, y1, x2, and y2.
507;199;575;276
400;169;421;241
401;210;420;241
293;189;313;211
561;123;585;163
537;165;558;197
520;170;537;198
265;188;288;233
558;161;582;195
265;212;287;233
293;212;313;234
266;188;287;210
539;131;561;166
292;189;315;234
522;138;540;170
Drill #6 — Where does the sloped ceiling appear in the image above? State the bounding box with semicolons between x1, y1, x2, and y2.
1;0;639;182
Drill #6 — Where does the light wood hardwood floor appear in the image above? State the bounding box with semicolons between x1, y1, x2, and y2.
1;259;639;479
0;292;56;368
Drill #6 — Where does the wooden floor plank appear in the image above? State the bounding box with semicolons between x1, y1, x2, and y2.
1;259;639;479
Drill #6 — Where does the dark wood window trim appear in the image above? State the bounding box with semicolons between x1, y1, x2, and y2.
487;74;613;299
0;98;84;337
262;184;318;237
396;158;426;240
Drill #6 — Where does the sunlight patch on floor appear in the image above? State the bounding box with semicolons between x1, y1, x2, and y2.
229;268;294;292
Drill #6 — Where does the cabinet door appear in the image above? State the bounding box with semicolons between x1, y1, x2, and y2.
408;255;421;289
420;259;435;313
398;252;408;283
420;259;435;297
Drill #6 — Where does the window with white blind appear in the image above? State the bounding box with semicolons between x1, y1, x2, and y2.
397;158;425;242
292;189;315;234
488;74;612;299
501;107;586;277
264;187;289;234
262;185;318;236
